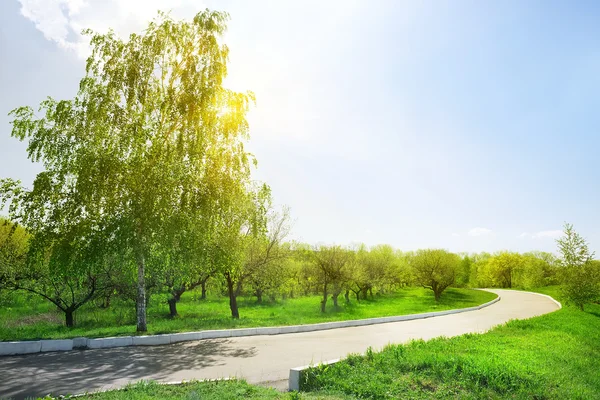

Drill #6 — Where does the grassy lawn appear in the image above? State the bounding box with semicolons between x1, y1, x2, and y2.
0;287;495;341
299;286;600;399
38;380;341;400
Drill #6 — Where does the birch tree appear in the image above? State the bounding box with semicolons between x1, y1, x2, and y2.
1;10;255;331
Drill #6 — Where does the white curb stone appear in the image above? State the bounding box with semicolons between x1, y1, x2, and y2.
170;332;203;343
88;336;133;349
41;339;73;353
255;327;281;335
0;341;41;356
132;334;171;346
279;325;301;334
230;328;258;337
72;337;88;349
296;324;317;333
202;330;232;339
289;358;341;391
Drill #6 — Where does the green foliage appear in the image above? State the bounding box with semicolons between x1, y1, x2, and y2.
556;223;599;310
42;379;346;400
455;255;472;287
347;245;412;302
409;249;459;301
302;297;600;399
0;217;29;288
309;246;353;312
470;251;558;290
485;252;524;288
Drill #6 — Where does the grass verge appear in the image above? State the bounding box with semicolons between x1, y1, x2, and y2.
0;287;495;341
300;287;600;399
35;380;342;400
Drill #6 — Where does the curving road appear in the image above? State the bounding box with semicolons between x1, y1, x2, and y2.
0;289;559;399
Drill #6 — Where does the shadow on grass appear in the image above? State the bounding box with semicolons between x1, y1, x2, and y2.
586;309;600;318
441;290;470;302
0;338;257;400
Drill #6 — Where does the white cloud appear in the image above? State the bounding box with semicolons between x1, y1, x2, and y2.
18;0;207;58
533;230;562;239
468;227;493;237
19;0;85;51
518;230;562;240
451;232;460;237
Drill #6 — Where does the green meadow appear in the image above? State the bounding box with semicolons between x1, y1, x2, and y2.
0;287;495;341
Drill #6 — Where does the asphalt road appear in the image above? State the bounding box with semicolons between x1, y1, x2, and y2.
0;289;560;399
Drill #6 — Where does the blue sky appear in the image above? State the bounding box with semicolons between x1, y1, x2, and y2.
0;0;598;254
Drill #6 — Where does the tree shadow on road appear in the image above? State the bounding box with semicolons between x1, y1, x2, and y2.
0;339;257;400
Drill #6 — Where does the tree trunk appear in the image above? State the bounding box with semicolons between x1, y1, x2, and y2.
226;274;240;319
332;293;339;308
65;309;74;328
104;294;111;308
168;298;178;317
320;283;328;313
136;254;147;332
434;290;441;302
369;287;374;298
200;280;207;300
345;289;350;303
256;289;263;303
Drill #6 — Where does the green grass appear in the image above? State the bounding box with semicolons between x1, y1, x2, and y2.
36;380;342;400
300;286;600;399
0;287;495;341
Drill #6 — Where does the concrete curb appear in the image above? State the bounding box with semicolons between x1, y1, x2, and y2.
0;293;501;357
289;358;340;391
525;291;562;309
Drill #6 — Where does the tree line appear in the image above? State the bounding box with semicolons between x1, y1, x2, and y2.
2;214;599;329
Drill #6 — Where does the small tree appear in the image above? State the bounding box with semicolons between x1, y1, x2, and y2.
456;254;472;287
347;245;375;301
410;249;459;301
486;252;524;288
0;218;29;289
6;219;110;327
556;223;599;311
519;252;558;289
310;245;351;312
214;183;272;319
245;207;292;303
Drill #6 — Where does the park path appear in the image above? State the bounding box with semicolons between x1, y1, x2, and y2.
0;289;559;399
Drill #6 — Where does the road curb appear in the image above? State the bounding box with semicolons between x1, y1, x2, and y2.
289;358;340;391
0;293;501;357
